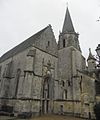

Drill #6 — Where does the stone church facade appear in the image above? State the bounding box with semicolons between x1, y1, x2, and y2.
0;7;97;119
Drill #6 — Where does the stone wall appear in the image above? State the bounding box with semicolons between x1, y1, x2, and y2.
53;100;81;116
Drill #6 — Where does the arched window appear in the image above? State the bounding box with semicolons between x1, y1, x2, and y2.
62;81;65;87
63;39;65;48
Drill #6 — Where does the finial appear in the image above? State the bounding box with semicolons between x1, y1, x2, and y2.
48;24;51;27
88;48;96;61
89;48;91;53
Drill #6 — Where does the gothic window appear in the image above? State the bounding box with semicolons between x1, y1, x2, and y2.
63;39;65;48
15;69;21;97
80;76;82;92
46;41;50;50
65;90;67;99
62;81;65;87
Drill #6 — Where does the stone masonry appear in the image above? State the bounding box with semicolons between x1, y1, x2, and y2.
0;7;98;119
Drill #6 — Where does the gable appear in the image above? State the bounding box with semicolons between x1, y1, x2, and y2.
34;25;58;56
0;25;57;63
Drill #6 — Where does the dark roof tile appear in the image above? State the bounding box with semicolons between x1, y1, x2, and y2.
62;7;75;33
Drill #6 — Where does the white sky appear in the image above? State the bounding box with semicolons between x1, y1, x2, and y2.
0;0;100;59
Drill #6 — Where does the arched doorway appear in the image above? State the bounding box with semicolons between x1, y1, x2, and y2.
42;76;50;114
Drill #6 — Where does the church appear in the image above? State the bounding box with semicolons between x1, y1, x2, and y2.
0;7;98;119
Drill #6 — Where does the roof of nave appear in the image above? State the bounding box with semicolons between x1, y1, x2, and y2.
0;25;50;63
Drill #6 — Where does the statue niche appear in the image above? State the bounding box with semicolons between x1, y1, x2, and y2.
42;60;52;114
43;60;52;99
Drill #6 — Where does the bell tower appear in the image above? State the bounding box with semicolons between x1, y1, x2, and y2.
58;7;86;101
58;7;81;52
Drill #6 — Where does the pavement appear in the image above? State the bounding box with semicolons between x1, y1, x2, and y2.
31;115;85;120
0;115;87;120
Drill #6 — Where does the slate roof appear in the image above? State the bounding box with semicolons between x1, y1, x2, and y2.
0;26;49;63
62;7;75;33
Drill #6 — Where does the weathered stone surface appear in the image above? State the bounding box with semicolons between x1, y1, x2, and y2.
0;7;96;120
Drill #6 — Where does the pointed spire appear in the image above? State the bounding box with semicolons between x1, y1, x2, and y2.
62;7;75;33
87;48;96;61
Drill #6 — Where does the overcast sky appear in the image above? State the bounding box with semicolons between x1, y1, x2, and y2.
0;0;100;59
